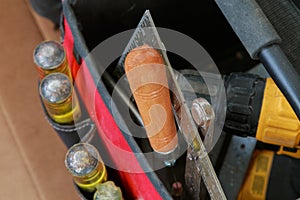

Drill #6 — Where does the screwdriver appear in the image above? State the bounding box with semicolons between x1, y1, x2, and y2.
33;40;73;81
124;44;179;166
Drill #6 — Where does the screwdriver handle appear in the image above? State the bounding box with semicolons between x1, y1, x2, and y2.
124;44;178;153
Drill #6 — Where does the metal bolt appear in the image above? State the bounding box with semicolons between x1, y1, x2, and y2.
191;98;215;137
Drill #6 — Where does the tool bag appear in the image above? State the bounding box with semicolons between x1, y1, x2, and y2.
60;0;174;199
55;0;300;199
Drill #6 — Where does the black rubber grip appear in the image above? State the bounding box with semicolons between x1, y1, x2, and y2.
224;73;265;137
259;45;300;120
257;0;300;74
214;0;281;59
256;0;300;119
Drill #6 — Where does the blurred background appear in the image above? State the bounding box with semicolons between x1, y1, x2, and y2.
0;0;79;199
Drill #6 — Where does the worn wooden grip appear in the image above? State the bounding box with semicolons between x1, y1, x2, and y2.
124;44;178;153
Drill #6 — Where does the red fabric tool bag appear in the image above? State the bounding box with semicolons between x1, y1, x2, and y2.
61;0;172;199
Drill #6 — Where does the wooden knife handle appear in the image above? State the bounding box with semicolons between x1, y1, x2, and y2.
124;44;178;153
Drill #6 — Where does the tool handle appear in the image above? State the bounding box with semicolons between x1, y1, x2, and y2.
124;44;178;153
215;0;281;59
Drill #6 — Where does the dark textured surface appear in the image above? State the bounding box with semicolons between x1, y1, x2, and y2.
257;0;300;75
254;0;300;119
259;45;300;120
267;155;299;200
218;135;257;200
215;0;281;59
71;0;257;74
225;73;265;136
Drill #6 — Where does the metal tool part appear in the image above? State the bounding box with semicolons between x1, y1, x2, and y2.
65;143;107;192
118;10;226;199
218;135;257;200
174;69;225;153
191;98;215;138
34;40;73;80
184;151;202;200
39;72;81;124
185;97;215;200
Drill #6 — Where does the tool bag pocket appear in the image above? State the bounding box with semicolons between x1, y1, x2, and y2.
39;91;96;148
